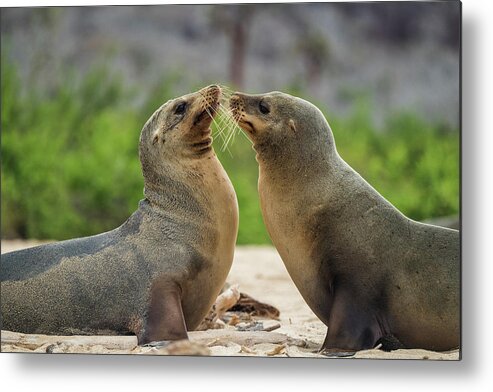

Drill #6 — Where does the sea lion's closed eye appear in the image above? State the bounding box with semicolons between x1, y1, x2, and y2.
259;100;270;115
174;102;187;115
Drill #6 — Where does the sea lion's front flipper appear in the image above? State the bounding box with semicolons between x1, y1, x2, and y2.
321;287;382;355
140;278;188;345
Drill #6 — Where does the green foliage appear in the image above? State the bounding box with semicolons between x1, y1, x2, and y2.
1;56;144;239
1;55;459;244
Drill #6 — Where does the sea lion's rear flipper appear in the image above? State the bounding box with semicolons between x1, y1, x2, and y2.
376;334;405;351
140;278;188;345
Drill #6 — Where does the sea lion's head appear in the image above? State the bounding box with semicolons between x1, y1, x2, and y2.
140;85;220;164
229;91;335;167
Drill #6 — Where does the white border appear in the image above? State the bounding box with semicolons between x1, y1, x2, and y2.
2;0;492;391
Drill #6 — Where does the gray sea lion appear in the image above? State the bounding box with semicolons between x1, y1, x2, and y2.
1;85;239;345
229;91;460;355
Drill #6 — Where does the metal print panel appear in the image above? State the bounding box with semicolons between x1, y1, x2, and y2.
0;1;460;360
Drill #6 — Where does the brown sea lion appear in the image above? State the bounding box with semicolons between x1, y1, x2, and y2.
1;85;239;345
229;91;459;356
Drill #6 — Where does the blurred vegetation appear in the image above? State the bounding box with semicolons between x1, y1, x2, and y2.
1;54;459;244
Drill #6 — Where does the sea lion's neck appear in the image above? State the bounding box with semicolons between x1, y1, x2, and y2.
141;152;238;261
255;141;336;186
144;183;207;220
142;161;210;220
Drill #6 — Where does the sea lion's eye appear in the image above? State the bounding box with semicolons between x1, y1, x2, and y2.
259;101;270;115
175;102;187;115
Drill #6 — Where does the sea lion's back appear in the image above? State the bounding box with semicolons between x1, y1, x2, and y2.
1;232;119;282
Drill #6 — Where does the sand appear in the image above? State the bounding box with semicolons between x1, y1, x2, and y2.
0;240;459;360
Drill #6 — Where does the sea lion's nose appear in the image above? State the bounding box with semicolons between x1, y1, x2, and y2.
198;85;220;97
229;94;241;109
203;84;220;93
230;92;246;102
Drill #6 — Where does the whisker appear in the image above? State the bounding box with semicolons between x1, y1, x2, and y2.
213;107;234;134
213;112;236;154
222;123;237;152
195;85;240;155
238;127;253;145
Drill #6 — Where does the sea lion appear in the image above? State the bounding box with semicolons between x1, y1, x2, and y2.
1;85;239;345
229;91;460;355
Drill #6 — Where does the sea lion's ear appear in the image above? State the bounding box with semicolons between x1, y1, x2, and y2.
152;132;159;145
289;119;296;133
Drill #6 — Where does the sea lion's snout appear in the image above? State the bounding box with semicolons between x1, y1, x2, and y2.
229;94;247;121
229;94;240;116
229;93;256;135
193;85;221;127
199;84;221;109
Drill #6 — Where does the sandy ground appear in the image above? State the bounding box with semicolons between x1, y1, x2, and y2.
1;240;459;360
